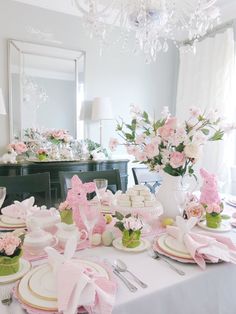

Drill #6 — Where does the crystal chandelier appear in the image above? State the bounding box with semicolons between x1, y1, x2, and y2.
73;0;220;63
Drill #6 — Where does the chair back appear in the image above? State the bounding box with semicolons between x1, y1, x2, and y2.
0;172;51;208
59;169;122;200
132;167;162;193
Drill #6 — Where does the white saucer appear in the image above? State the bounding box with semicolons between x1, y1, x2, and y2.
112;237;150;252
0;259;31;284
198;220;231;232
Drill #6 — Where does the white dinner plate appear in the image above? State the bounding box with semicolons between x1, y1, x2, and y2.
18;266;58;311
0;259;31;285
0;217;26;229
28;260;109;301
198;220;231;232
0;216;25;225
112;237;150;252
157;234;192;259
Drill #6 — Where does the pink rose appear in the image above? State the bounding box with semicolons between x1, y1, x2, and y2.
58;200;71;211
126;145;139;156
158;126;174;141
186;202;204;219
206;203;222;214
4;244;17;256
136;151;148;162
143;143;159;159
109;138;119;152
169;151;185;168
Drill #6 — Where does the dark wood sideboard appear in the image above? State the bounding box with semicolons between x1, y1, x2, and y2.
0;159;129;205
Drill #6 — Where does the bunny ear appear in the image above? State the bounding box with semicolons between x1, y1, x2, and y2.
45;246;65;273
71;175;83;188
84;182;96;193
64;236;78;260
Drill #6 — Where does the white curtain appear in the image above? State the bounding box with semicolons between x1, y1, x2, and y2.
176;28;236;192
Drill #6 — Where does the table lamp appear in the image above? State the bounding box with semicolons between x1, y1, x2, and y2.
91;97;113;146
0;89;6;115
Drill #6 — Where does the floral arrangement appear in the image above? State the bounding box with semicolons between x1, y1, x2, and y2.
114;211;143;248
185;194;204;220
0;232;24;276
8;142;28;155
36;149;49;161
84;139;109;160
58;200;73;225
110;105;224;177
44;129;72;145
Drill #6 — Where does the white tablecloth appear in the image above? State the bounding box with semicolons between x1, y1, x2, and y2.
1;206;236;314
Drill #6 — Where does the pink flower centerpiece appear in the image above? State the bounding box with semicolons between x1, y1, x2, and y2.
110;105;225;218
58;200;73;224
45;129;72;145
0;232;24;276
114;211;143;248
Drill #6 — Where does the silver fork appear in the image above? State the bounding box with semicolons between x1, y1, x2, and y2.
151;251;185;276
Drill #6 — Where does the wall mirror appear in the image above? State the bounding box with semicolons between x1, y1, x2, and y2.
8;40;85;141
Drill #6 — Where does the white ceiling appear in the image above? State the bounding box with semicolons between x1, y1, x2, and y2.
12;0;236;23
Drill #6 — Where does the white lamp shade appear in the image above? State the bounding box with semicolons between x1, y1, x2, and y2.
91;97;113;120
0;89;6;115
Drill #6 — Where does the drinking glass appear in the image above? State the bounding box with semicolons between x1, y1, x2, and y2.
79;204;100;246
0;187;6;209
93;179;108;202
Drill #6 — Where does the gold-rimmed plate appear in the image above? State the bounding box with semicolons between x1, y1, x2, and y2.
28;260;109;302
157;234;192;259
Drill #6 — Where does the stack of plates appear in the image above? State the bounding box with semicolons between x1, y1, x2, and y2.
154;234;195;263
16;260;109;312
0;215;26;230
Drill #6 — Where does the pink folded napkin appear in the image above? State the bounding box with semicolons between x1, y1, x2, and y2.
166;216;236;269
1;197;39;220
45;237;116;314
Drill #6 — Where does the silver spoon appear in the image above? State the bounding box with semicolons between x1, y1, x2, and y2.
114;259;148;288
112;264;138;292
151;251;185;276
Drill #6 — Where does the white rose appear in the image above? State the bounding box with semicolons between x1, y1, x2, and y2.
184;143;202;159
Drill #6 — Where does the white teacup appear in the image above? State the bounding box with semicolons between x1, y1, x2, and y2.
55;222;88;249
24;227;58;255
28;208;60;233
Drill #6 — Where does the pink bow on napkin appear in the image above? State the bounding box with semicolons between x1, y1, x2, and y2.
45;237;116;314
167;216;236;269
1;197;39;220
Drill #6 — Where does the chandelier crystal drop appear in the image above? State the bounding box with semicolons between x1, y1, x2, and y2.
73;0;220;63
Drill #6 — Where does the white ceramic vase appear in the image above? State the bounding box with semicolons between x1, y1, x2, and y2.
156;171;185;219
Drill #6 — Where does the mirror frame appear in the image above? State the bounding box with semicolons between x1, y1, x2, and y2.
8;39;86;141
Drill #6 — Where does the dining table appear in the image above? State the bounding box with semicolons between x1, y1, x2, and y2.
1;202;236;314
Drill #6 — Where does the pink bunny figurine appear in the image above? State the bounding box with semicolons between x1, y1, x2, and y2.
199;168;221;205
66;175;106;234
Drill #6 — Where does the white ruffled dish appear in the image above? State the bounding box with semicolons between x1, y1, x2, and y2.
198;220;231;232
112;237;150;252
0;259;31;284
